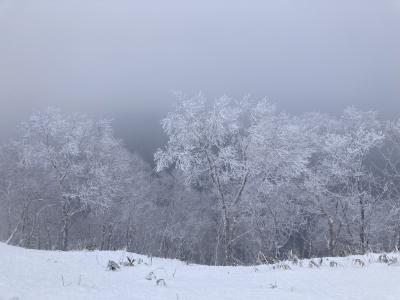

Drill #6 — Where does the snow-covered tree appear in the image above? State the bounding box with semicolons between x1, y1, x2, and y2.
17;108;132;250
155;95;313;264
2;101;398;264
376;119;400;249
324;108;384;253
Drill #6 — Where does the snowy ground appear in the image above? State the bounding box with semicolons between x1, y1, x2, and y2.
1;243;400;300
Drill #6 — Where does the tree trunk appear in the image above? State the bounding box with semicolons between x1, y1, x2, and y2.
221;203;233;265
5;217;22;245
397;229;400;251
60;202;70;251
6;203;29;245
125;225;133;251
46;224;52;250
359;196;366;254
327;216;335;256
100;223;107;250
106;223;114;250
205;152;234;265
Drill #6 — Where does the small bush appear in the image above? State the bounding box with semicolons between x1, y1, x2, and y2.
308;260;319;268
122;256;135;267
329;261;338;267
353;259;365;267
107;260;120;271
156;278;166;287
378;254;389;263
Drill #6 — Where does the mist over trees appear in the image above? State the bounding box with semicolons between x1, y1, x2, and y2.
1;96;400;266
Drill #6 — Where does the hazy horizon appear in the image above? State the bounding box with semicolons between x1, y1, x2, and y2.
1;0;399;161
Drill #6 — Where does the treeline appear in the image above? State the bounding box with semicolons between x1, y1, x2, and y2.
1;96;400;266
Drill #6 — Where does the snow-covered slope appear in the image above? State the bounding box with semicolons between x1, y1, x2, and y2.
1;243;400;300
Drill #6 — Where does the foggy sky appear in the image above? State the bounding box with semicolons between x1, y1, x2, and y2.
0;0;399;161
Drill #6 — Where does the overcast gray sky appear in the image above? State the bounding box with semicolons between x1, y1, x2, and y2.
0;0;399;161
